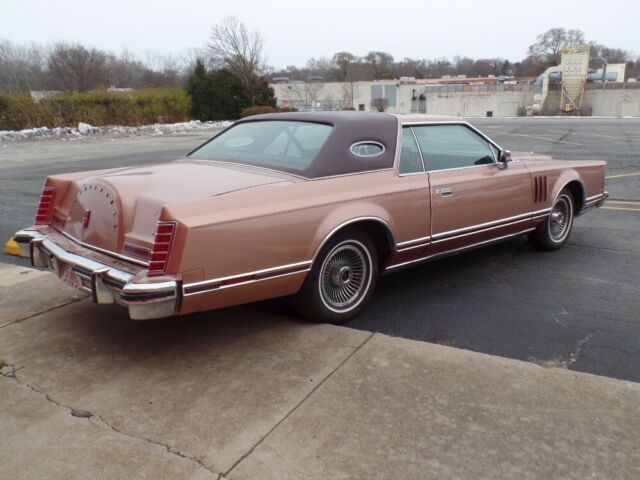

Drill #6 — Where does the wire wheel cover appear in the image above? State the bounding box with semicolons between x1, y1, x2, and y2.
549;195;571;241
320;242;368;309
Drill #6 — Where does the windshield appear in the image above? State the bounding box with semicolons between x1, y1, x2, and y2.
189;120;333;173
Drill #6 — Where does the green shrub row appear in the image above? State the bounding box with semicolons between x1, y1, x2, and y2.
239;106;297;117
0;89;191;131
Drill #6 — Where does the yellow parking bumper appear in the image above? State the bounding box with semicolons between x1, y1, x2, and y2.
3;238;21;256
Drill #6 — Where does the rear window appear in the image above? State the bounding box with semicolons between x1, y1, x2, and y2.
189;121;333;173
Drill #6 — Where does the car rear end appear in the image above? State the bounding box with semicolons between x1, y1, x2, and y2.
14;175;181;320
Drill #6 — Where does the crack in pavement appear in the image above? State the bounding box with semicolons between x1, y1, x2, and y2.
0;364;221;479
0;296;86;329
569;331;599;366
224;331;376;478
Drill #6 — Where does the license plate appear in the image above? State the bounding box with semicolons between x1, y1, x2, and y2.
59;263;80;289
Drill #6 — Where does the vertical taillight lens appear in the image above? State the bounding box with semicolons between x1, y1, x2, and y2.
148;221;176;276
34;186;56;225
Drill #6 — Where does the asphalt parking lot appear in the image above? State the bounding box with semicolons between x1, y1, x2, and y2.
1;118;639;382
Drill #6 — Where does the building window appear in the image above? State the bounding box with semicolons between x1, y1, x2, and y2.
370;85;397;108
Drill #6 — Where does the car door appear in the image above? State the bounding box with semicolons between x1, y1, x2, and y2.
410;124;532;253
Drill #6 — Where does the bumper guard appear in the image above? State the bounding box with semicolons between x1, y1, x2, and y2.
13;230;178;320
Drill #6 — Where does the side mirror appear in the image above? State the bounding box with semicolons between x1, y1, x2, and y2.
498;150;512;169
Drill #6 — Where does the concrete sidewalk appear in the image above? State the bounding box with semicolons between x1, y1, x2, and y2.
1;265;639;479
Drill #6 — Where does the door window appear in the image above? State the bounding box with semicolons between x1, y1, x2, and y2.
412;125;496;171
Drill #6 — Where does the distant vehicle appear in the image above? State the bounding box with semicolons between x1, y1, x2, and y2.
15;112;607;322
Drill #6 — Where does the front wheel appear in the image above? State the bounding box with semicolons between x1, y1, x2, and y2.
294;229;378;324
529;189;574;251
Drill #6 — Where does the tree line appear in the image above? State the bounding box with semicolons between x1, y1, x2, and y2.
271;28;639;82
2;22;639;125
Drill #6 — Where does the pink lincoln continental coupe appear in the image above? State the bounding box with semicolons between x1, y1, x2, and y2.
14;112;607;322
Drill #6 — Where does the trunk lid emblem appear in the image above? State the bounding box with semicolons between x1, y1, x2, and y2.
82;209;91;229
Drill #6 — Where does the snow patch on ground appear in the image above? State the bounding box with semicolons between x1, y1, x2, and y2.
0;120;233;142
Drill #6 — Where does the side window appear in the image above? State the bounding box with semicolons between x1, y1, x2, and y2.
412;125;496;171
398;127;423;174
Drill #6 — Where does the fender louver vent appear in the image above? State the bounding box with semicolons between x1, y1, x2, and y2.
534;175;548;203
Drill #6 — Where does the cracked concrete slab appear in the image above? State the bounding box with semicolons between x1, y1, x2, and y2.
230;334;640;480
0;298;370;475
0;376;218;479
0;263;86;327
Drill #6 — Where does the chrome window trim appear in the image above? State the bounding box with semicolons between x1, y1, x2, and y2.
349;141;386;158
397;126;426;177
400;120;503;152
385;228;536;272
311;167;394;181
59;229;149;267
409;123;499;172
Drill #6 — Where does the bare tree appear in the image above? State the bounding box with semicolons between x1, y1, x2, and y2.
527;28;585;66
371;97;389;112
208;16;265;104
339;81;359;109
47;42;108;91
364;51;394;79
0;40;46;93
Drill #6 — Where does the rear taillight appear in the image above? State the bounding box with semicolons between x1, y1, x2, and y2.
148;221;177;276
34;186;56;225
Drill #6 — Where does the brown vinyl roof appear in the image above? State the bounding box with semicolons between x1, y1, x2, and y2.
231;111;399;178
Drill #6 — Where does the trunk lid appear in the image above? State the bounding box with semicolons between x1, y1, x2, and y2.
61;160;295;256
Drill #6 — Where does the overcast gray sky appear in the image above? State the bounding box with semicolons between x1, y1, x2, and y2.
1;0;638;67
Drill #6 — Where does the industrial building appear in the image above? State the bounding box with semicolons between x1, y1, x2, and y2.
271;46;640;117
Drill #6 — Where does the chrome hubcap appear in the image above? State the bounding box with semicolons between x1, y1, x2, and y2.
549;196;571;241
320;243;367;309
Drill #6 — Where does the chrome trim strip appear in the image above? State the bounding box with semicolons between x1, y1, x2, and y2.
312;168;394;181
182;260;312;293
386;228;535;271
312;216;397;261
396;209;551;249
585;193;605;202
183;268;310;297
431;211;532;240
59;230;150;267
431;217;532;244
532;207;552;216
396;236;431;248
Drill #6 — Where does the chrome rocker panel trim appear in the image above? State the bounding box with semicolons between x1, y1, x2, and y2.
579;191;608;216
13;230;177;320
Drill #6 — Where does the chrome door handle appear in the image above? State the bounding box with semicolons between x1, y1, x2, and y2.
440;187;453;197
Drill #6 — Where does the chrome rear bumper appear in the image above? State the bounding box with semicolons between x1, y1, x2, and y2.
13;230;178;320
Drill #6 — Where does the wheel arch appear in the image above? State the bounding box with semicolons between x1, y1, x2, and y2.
556;178;586;215
311;215;396;270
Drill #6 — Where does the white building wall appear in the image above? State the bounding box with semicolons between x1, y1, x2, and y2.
270;81;640;117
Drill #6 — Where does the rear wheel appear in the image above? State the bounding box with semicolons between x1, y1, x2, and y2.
529;189;574;251
294;229;377;324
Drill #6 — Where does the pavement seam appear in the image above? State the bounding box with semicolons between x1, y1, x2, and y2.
0;296;86;330
0;364;221;479
224;331;375;478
